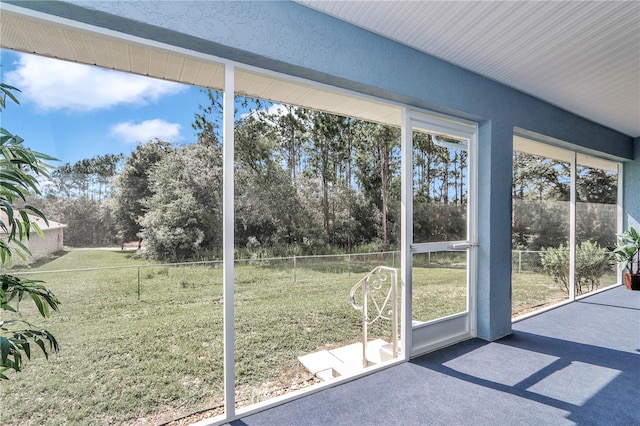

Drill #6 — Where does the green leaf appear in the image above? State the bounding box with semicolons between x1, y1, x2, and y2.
23;205;48;223
33;337;47;360
30;221;45;239
0;83;21;107
30;293;48;318
1;81;59;380
22;341;30;360
0;335;10;365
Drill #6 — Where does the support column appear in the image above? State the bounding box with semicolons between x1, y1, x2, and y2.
624;137;640;230
222;63;235;417
475;120;513;341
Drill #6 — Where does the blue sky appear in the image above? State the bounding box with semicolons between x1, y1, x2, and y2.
1;49;214;166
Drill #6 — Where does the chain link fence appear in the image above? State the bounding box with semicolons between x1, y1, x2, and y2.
512;249;618;274
512;250;546;273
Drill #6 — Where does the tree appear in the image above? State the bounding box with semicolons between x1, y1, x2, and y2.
576;165;618;248
192;88;265;147
354;122;401;249
512;152;571;250
139;142;223;260
0;83;60;379
301;110;343;234
33;154;123;247
259;104;307;182
234;114;315;249
48;154;123;201
32;196;118;247
112;140;173;242
185;91;418;255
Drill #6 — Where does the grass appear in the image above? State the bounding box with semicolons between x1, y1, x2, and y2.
3;251;224;425
511;269;618;316
1;249;615;424
512;271;568;315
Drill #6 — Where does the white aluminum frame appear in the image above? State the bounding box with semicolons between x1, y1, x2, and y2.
400;108;413;361
222;63;236;417
570;152;577;300
617;163;624;285
512;137;624;307
403;111;478;357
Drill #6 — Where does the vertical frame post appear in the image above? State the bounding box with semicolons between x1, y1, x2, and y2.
400;107;412;360
616;163;624;284
391;269;398;358
361;277;368;368
569;152;577;300
467;128;478;336
223;63;236;418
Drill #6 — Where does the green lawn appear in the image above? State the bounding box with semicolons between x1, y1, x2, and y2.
512;271;568;314
1;249;612;424
2;250;396;424
511;269;618;316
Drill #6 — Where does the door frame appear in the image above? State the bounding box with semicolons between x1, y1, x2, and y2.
400;109;478;359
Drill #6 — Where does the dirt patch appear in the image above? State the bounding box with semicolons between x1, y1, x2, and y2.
161;366;321;426
512;299;565;318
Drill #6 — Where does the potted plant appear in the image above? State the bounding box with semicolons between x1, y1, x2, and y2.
611;227;640;290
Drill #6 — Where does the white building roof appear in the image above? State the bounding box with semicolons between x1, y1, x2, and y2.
0;211;67;233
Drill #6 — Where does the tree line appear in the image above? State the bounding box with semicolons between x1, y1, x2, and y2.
32;90;615;262
33;91;470;260
512;151;618;251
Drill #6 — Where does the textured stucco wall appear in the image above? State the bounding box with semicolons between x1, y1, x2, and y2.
6;0;636;341
26;228;64;260
476;121;514;340
624;138;640;231
2;228;64;261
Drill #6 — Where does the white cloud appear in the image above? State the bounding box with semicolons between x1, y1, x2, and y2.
242;103;294;120
110;119;181;144
5;53;185;112
262;103;290;117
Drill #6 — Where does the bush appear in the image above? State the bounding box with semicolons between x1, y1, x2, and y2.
540;241;611;295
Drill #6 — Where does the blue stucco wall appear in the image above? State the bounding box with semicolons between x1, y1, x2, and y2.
476;121;514;339
9;0;636;341
624;138;640;231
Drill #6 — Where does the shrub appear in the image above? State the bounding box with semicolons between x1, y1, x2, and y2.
540;241;611;295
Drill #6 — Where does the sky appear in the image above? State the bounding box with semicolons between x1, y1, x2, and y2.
1;49;214;166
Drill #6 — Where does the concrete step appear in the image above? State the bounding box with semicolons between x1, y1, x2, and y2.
298;339;397;381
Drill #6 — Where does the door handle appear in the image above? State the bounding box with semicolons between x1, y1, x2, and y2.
448;242;477;250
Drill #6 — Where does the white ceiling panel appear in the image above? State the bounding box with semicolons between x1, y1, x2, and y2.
300;1;640;137
236;69;402;126
0;7;226;91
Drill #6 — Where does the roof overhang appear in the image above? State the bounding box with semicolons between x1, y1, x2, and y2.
0;3;402;127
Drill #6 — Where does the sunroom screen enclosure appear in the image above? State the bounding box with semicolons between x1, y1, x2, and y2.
1;1;636;425
226;67;483;414
0;6;481;417
512;136;622;314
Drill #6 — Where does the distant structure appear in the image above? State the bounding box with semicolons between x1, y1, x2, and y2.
0;212;67;261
